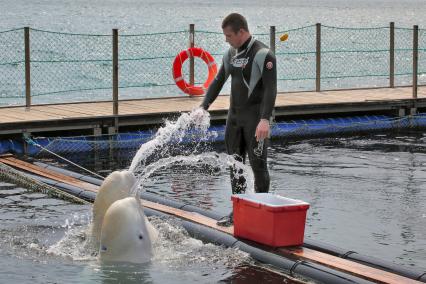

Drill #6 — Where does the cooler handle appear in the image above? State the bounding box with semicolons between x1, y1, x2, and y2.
243;200;261;209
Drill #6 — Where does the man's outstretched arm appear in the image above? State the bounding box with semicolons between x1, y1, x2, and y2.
201;61;228;110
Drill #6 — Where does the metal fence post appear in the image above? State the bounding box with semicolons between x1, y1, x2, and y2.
389;22;395;88
413;25;418;100
316;23;321;92
270;26;276;54
24;27;31;107
112;29;119;131
189;24;195;86
270;26;276;123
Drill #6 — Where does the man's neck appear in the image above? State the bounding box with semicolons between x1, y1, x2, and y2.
238;35;252;52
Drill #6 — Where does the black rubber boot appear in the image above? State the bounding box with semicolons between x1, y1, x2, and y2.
217;212;233;227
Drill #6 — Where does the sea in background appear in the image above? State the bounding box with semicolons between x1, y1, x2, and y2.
2;0;426;33
0;0;426;105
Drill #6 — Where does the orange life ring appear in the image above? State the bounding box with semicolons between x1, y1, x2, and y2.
172;47;217;96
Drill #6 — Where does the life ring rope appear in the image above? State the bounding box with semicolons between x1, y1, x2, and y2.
172;47;217;96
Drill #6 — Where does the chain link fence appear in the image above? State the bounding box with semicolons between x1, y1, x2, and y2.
276;25;317;92
0;28;25;105
321;25;390;89
0;24;425;106
30;29;112;102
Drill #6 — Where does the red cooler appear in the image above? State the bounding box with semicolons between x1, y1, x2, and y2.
232;193;310;247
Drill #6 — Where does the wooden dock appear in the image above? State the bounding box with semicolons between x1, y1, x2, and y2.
0;86;425;136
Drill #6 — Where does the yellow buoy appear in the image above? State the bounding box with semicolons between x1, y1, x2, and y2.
280;33;289;42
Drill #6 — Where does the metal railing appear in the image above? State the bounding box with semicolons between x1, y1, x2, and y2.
0;23;424;107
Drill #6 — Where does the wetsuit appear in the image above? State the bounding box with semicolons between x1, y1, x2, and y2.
201;36;277;193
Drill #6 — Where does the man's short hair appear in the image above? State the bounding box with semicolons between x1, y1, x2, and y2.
222;13;249;33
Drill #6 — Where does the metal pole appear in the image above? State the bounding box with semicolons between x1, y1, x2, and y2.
270;26;277;123
112;29;119;132
413;25;418;99
112;29;119;116
24;27;31;107
189;24;195;86
316;23;321;92
389;22;395;88
270;26;276;54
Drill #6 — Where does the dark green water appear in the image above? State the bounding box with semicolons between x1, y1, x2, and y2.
1;131;426;283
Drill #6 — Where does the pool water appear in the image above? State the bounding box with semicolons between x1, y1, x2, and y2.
2;129;426;283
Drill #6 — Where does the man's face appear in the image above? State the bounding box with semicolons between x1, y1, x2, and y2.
222;26;244;49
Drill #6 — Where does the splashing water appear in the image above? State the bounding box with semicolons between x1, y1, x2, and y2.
130;152;254;195
46;225;96;261
128;108;255;194
46;213;95;261
45;215;252;270
129;108;213;172
149;216;252;268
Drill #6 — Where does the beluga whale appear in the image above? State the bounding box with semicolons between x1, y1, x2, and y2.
91;170;158;263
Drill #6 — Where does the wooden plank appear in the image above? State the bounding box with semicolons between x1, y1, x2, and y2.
0;115;27;123
12;106;91;119
0;109;54;121
0;156;98;192
50;104;112;116
1;86;426;127
46;105;104;116
279;247;423;284
141;199;233;235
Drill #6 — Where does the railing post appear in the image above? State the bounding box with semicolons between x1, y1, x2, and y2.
270;26;276;123
189;24;195;86
112;29;119;131
412;25;418;100
24;27;31;107
270;26;276;54
316;23;321;92
389;22;395;88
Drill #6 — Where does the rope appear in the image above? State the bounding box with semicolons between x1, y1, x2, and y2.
322;25;389;30
25;137;105;179
340;250;357;259
289;260;306;277
0;161;90;204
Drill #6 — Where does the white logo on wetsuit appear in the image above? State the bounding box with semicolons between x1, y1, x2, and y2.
231;57;249;68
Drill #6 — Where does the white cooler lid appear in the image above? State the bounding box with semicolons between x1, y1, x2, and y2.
233;193;309;207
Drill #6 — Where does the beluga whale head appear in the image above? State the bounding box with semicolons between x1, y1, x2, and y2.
99;195;157;263
91;170;158;263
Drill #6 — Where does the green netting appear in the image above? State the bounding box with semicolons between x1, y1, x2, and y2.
275;25;317;91
119;31;188;97
321;25;390;89
394;27;414;86
0;25;425;105
419;28;426;85
28;114;426;157
0;161;89;204
29;29;112;100
0;28;25;104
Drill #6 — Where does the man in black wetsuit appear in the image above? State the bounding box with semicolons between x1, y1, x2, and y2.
200;13;277;226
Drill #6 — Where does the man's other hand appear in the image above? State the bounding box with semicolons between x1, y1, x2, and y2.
255;119;270;141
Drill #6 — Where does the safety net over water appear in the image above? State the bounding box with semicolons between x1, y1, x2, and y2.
1;113;426;156
0;24;425;105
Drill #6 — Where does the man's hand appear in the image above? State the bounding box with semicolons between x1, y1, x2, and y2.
255;119;270;141
190;106;209;126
